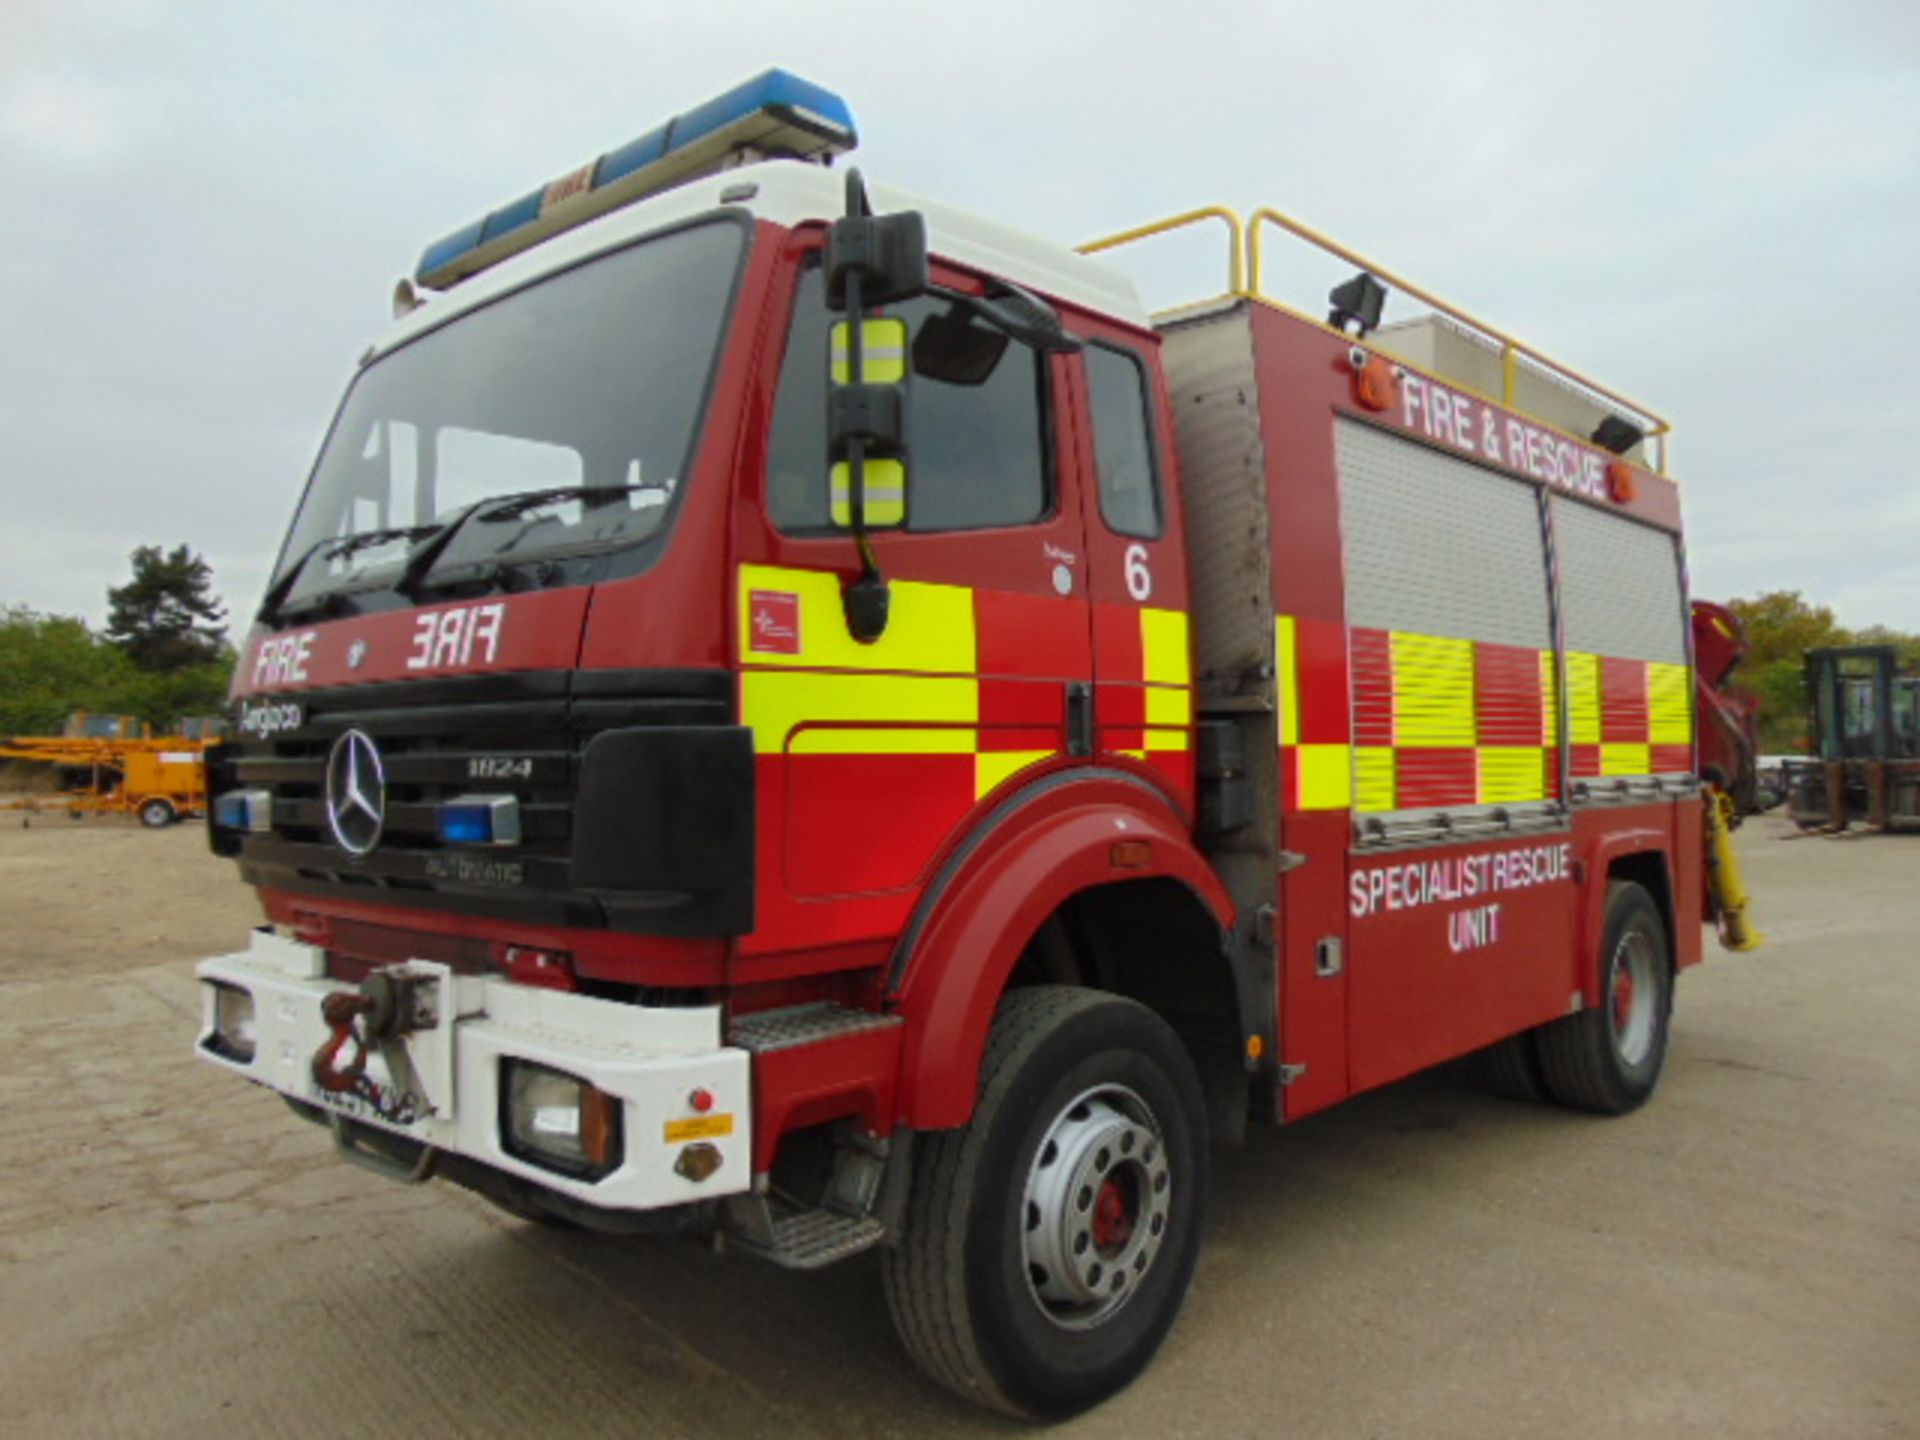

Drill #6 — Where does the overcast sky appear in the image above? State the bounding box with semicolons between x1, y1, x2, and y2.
3;0;1916;634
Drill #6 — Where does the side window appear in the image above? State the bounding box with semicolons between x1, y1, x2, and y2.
767;267;1049;533
1085;344;1162;538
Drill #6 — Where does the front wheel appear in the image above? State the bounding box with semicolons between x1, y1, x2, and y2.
882;987;1208;1418
139;799;176;829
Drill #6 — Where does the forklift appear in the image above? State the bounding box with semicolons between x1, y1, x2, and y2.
1785;646;1920;831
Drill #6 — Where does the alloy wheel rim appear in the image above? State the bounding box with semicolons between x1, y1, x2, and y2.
1610;928;1659;1067
1020;1083;1171;1331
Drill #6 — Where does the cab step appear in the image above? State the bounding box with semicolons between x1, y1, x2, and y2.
735;1207;887;1270
727;1001;900;1052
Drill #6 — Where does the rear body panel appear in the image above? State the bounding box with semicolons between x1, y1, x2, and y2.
1159;299;1700;1122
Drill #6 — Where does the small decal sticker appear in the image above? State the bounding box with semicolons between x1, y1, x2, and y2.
749;590;802;655
665;1113;735;1143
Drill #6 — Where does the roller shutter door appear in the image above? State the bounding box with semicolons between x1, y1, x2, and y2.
1338;420;1552;649
1336;419;1559;836
1550;495;1692;782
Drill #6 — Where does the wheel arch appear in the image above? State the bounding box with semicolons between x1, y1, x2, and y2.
889;772;1236;1133
1582;832;1675;1008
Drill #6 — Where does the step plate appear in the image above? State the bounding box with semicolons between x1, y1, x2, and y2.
727;1002;900;1053
745;1209;887;1270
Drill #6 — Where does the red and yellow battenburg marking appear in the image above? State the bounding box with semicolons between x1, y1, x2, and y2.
1279;615;1354;810
737;565;1192;919
1568;652;1692;779
1279;617;1692;816
739;564;1029;801
740;565;1193;806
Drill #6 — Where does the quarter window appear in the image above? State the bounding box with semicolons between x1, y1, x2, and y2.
1085;345;1162;539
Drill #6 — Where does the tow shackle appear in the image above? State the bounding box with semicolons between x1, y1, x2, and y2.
309;971;428;1095
312;990;375;1094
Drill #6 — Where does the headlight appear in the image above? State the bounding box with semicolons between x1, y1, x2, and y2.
206;983;256;1063
501;1060;622;1180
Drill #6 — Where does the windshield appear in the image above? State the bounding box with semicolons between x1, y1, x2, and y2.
275;218;745;605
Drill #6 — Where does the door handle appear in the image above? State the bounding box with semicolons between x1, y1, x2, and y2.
1065;682;1093;758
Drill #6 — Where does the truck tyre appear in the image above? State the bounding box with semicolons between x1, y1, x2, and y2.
139;799;176;828
1467;1030;1545;1102
881;986;1208;1419
1536;882;1672;1114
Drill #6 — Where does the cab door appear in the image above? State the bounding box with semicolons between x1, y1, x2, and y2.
735;245;1095;959
1065;328;1195;815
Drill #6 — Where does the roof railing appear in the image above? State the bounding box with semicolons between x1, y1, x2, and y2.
1076;206;1246;303
1079;204;1671;476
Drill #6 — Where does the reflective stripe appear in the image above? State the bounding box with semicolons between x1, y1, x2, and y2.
1647;661;1692;744
1354;746;1396;813
1478;746;1548;803
1540;649;1560;745
829;318;909;385
829;459;906;527
1276;616;1300;747
737;564;974;674
1137;606;1190;751
1391;632;1475;747
975;749;1052;799
1601;742;1652;777
743;671;976;755
1297;743;1353;809
1566;651;1602;745
1139;608;1190;686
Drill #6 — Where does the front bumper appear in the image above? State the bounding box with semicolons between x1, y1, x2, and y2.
195;928;751;1212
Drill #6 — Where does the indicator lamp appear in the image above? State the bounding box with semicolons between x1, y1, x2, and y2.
213;789;274;833
437;794;522;846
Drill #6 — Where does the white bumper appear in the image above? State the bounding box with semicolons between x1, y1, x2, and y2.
195;929;751;1211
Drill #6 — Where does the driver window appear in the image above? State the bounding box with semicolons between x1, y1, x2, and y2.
766;266;1050;533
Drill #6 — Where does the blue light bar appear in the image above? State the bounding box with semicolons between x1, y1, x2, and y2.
437;794;523;847
415;68;857;291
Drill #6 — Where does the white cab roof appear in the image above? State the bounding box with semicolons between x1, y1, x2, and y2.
375;160;1148;356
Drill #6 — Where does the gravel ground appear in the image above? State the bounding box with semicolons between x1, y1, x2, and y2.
0;813;1914;1438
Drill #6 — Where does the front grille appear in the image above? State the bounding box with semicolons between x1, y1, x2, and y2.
223;669;731;930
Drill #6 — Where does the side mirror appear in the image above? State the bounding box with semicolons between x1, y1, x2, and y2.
826;211;928;310
827;317;909;532
820;168;922;644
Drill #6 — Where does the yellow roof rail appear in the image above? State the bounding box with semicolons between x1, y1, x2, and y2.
1079;203;1673;476
1077;206;1246;303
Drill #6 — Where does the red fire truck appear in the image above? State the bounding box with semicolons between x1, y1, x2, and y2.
195;70;1753;1416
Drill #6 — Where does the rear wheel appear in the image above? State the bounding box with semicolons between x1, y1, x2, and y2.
139;799;176;828
1536;882;1672;1113
882;987;1208;1418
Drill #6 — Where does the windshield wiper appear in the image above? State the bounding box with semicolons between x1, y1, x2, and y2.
256;525;437;625
394;484;648;597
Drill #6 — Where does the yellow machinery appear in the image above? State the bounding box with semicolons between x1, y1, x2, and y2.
1704;790;1761;952
0;713;221;827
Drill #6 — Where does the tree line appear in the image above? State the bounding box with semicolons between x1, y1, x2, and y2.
1;545;233;737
